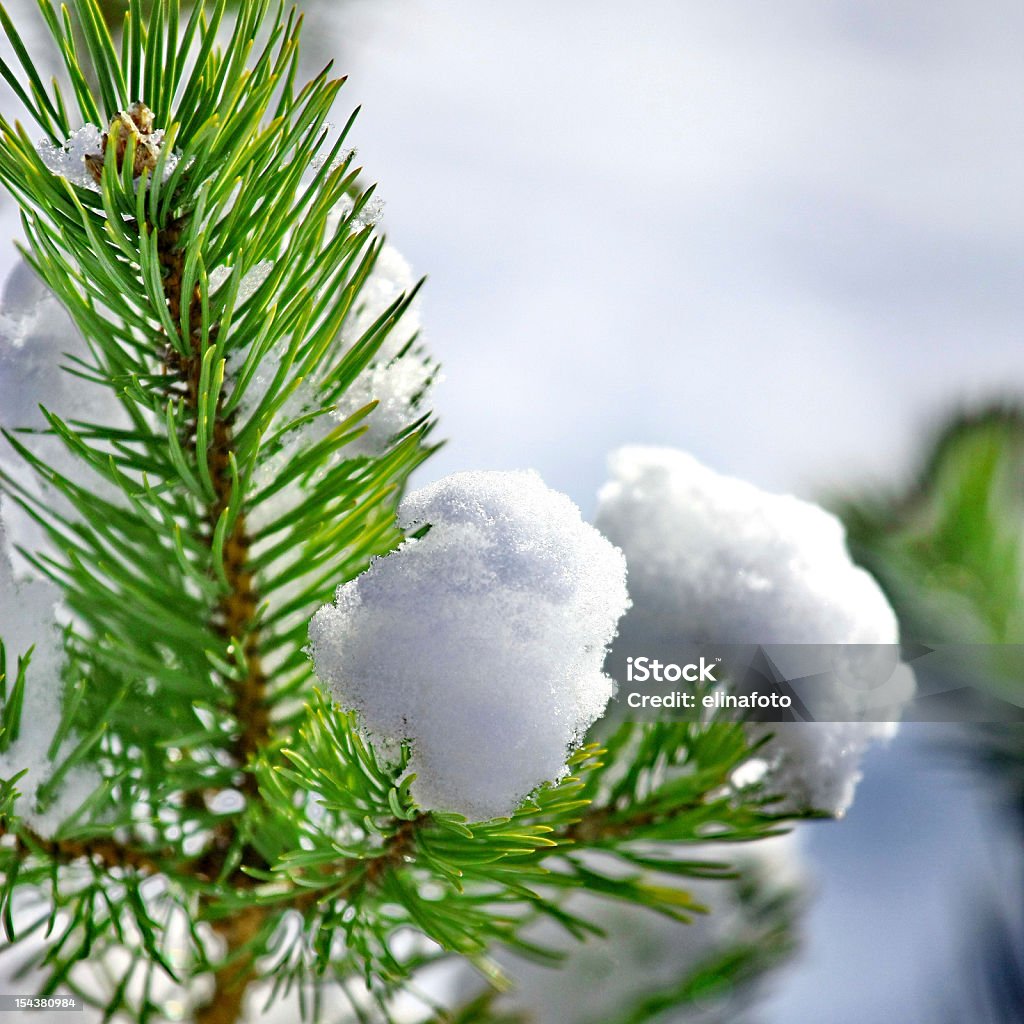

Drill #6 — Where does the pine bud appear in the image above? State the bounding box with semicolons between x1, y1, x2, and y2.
84;101;162;184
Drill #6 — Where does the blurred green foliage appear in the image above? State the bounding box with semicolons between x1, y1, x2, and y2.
837;405;1024;1024
836;407;1024;715
837;406;1024;645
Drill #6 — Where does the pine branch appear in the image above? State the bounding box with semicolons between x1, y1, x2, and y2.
5;820;168;875
195;904;266;1024
157;209;270;795
0;2;805;1020
0;0;437;1013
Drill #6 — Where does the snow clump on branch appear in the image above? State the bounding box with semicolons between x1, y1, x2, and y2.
595;446;916;817
35;104;179;190
309;470;630;821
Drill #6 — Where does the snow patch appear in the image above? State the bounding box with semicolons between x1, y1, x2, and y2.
309;470;629;820
36;119;179;192
595;446;915;816
0;259;128;567
0;513;98;835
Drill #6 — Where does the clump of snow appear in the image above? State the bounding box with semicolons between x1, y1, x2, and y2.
36;118;179;192
596;447;901;647
455;833;803;1024
228;213;435;505
35;124;104;189
0;259;128;566
595;446;916;816
0;512;97;835
308;470;630;821
759;719;899;816
347;194;386;230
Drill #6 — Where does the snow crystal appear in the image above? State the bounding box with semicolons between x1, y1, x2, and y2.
353;195;385;229
35;124;104;190
0;512;98;835
595;446;916;816
310;144;351;171
308;470;630;821
36;118;179;192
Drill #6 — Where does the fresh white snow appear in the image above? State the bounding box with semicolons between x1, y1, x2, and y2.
0;258;128;568
595;446;916;816
309;469;630;820
0;512;97;835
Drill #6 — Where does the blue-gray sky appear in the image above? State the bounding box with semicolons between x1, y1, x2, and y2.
331;0;1023;515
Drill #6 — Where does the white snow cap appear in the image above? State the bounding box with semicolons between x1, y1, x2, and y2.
595;446;916;816
0;514;97;835
309;470;630;821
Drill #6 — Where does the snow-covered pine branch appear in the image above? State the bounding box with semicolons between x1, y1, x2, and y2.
0;0;914;1020
309;469;630;820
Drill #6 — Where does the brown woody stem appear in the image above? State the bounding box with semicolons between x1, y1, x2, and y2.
157;214;271;1021
158;220;270;790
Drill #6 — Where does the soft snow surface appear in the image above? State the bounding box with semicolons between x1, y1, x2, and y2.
595;446;916;815
309;469;629;820
0;514;97;835
0;258;126;566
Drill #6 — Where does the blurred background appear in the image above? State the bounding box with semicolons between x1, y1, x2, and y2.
326;1;1024;506
2;1;1023;1021
320;8;1024;1018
